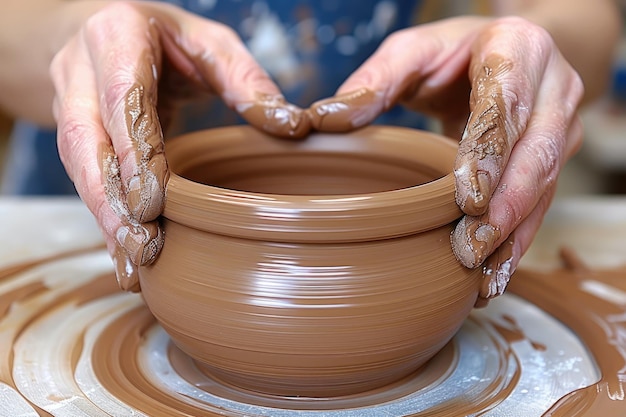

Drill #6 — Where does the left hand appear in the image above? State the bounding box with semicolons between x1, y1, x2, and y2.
308;16;584;303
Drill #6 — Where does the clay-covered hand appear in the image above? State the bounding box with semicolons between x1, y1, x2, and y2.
309;16;583;303
51;2;311;291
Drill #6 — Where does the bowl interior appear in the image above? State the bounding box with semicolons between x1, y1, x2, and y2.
178;150;445;195
163;126;461;241
167;125;456;197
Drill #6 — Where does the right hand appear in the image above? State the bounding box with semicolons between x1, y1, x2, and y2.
51;1;311;291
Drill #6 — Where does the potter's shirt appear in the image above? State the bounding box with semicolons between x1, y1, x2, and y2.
1;0;424;195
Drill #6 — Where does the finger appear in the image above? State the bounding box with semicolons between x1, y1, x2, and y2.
309;27;433;131
308;17;483;131
150;5;311;138
84;3;167;225
474;174;558;306
454;17;578;217
101;144;163;268
452;97;583;270
51;15;163;274
51;36;118;242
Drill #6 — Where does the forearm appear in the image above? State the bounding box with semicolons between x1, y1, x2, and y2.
492;0;623;103
0;0;108;126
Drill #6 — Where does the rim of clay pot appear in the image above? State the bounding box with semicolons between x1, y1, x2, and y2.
163;125;461;243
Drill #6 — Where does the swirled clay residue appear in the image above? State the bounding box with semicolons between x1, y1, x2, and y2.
510;248;626;416
0;241;623;415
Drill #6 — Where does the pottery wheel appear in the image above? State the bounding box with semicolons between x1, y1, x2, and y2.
1;199;625;416
0;248;597;416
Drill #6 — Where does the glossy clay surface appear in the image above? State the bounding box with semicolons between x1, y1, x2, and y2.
139;126;483;397
3;199;626;416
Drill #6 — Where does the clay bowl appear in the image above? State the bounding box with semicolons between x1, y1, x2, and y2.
139;125;482;398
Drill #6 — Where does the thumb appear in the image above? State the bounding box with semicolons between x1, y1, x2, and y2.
309;18;483;132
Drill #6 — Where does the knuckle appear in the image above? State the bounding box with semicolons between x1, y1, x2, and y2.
49;49;66;85
84;2;142;37
212;22;240;43
492;16;551;43
520;132;563;188
487;17;555;65
500;87;525;118
524;23;553;49
382;27;440;59
49;43;77;95
231;60;269;87
196;19;242;51
569;70;585;104
102;77;134;109
56;111;90;173
381;28;411;48
101;74;134;123
499;188;528;230
535;135;562;179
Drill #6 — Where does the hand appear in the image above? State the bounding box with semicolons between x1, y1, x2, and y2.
51;1;311;291
308;16;584;304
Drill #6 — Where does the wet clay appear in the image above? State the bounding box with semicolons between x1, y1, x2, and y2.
476;232;516;307
510;248;626;416
124;81;168;224
238;92;312;138
238;88;383;136
156;24;312;140
109;52;520;276
307;88;383;132
455;55;514;216
102;48;167;275
101;143;163;269
109;52;518;276
451;214;502;269
1;242;625;415
140;125;483;397
451;56;518;271
108;42;433;271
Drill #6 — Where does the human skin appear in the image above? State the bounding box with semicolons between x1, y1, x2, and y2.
0;0;621;291
307;12;605;300
310;0;621;299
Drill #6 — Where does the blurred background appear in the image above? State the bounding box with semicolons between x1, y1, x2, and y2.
0;0;624;197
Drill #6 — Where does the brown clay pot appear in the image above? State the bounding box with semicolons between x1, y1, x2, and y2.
139;125;482;398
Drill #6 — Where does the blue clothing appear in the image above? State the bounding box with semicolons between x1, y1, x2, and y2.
2;0;425;195
1;123;73;195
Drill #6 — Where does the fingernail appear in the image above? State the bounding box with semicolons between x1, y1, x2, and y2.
456;92;507;217
127;153;169;222
238;93;311;139
116;222;163;266
451;215;501;268
454;149;495;217
479;233;517;300
309;88;382;132
464;169;490;214
112;244;141;292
